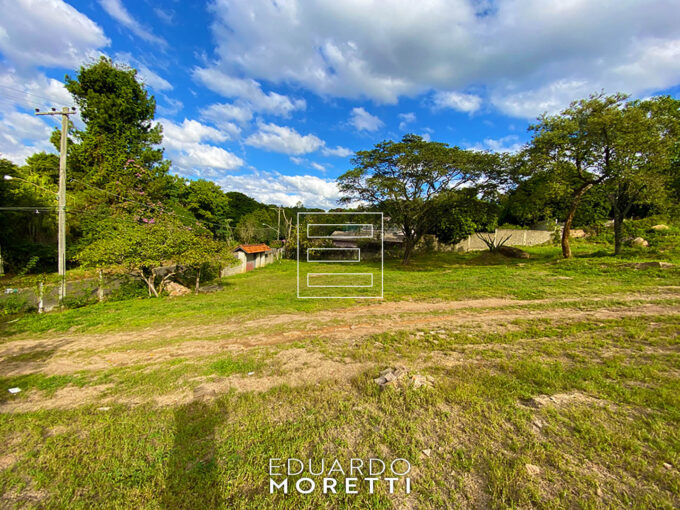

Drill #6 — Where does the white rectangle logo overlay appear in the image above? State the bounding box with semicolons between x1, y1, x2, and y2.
297;212;383;299
307;247;360;263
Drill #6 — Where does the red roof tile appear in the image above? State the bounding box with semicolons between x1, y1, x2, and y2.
234;243;271;254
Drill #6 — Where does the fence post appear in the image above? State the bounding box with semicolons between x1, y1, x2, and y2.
38;281;44;314
97;269;104;303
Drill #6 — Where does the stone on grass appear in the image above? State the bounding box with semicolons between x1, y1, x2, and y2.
525;464;541;476
374;367;408;389
411;374;434;389
166;281;192;297
630;237;649;247
651;224;669;231
422;449;431;457
629;261;674;270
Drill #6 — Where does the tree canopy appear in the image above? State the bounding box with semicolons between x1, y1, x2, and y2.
338;134;500;263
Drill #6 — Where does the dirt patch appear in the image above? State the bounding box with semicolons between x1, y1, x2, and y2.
0;453;17;471
3;291;678;361
521;391;608;409
0;384;113;414
0;483;48;506
2;298;678;376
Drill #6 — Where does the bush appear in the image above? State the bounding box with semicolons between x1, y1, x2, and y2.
0;294;29;315
108;278;148;301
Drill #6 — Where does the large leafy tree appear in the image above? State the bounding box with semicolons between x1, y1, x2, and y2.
528;93;679;257
76;214;204;297
500;171;610;228
338;135;497;264
61;57;171;213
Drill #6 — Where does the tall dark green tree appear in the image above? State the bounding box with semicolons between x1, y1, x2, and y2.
61;56;171;212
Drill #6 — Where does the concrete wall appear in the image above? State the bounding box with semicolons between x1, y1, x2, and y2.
451;229;555;252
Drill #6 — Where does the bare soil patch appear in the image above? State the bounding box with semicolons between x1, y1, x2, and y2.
1;296;678;377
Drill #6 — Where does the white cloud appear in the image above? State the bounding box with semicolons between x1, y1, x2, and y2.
245;123;323;155
310;162;326;172
432;91;482;113
193;68;305;118
114;53;172;91
0;111;54;164
349;107;383;132
157;96;183;116
322;145;353;157
153;7;175;25
203;0;680;117
398;112;416;130
0;0;109;68
174;145;243;173
467;135;524;154
98;0;166;47
217;170;342;209
159;118;243;174
200;102;253;125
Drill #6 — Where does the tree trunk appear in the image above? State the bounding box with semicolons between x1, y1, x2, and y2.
195;268;201;294
562;183;593;258
402;238;415;265
613;211;623;255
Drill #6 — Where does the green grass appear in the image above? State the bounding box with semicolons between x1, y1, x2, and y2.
1;315;678;508
0;239;679;508
2;239;678;338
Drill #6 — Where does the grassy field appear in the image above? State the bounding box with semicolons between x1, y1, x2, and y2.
1;238;679;508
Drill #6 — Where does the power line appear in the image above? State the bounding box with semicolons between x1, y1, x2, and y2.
0;84;72;107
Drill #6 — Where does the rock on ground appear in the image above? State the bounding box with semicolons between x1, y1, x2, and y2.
630;237;649;247
165;281;192;297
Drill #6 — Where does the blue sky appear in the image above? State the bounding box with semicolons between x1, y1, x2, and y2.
1;0;680;208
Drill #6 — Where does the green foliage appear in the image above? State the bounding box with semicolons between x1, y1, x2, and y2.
430;190;499;244
179;179;232;240
235;209;276;244
526;93;680;256
338;134;500;263
224;191;268;225
500;171;610;227
75;214;202;297
108;278;148;302
0;294;29;315
62;57;172;233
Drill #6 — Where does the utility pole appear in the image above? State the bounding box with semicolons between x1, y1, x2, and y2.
270;205;282;240
276;206;281;240
35;106;76;307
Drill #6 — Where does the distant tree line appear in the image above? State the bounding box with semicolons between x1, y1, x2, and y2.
339;93;680;263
